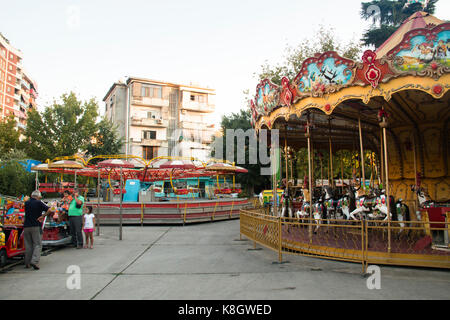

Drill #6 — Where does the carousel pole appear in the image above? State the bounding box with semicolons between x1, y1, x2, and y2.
35;171;39;191
413;134;419;219
272;146;278;217
306;113;313;243
290;150;293;185
380;127;384;188
328;117;334;188
358;114;366;191
74;170;77;189
96;168;101;237
119;166;123;241
285;131;289;186
381;111;391;253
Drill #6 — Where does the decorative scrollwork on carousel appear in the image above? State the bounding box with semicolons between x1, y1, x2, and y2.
255;79;280;116
387;23;450;80
292;51;356;99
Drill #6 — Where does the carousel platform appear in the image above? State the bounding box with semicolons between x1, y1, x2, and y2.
1;219;449;300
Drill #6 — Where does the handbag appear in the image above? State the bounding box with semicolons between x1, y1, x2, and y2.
74;198;82;209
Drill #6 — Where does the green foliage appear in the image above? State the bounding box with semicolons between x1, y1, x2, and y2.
0;116;21;157
360;0;439;48
0;160;35;197
24;92;99;162
212;109;271;194
86;117;124;162
255;25;363;85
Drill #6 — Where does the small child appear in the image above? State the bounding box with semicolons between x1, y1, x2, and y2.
0;224;5;247
82;206;95;249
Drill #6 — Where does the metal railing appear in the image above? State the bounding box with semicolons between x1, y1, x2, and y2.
240;210;450;272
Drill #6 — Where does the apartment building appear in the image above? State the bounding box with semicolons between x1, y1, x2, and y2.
103;77;216;162
0;33;38;130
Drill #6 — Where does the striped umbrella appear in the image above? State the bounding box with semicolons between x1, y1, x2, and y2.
205;162;248;173
158;160;198;169
30;163;54;171
48;160;85;169
97;159;135;168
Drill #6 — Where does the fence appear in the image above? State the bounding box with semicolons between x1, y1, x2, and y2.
240;210;450;272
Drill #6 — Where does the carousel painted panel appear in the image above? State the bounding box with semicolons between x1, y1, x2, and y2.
293;52;355;97
255;79;280;116
392;27;450;74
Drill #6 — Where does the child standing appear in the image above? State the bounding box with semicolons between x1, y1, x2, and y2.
82;206;95;249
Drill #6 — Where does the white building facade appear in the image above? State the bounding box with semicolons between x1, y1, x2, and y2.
103;77;216;162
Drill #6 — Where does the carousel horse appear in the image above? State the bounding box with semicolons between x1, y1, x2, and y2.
295;188;310;221
392;198;411;235
411;185;434;210
322;186;353;220
280;188;294;219
348;186;379;220
296;187;326;232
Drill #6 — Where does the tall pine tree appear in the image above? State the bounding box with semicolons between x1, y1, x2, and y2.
361;0;439;48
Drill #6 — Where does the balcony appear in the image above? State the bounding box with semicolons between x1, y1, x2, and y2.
132;96;169;107
131;138;164;147
131;117;168;128
181;102;215;113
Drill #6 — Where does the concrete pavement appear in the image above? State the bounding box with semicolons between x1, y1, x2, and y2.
1;219;449;300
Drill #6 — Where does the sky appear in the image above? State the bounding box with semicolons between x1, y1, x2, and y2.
1;0;449;126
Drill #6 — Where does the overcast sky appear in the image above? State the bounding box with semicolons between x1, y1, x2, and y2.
1;0;449;126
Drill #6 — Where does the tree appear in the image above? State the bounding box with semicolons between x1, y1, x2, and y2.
0;150;35;197
361;0;439;48
86;117;124;162
0;115;21;157
24;92;99;162
256;25;363;85
212;109;271;196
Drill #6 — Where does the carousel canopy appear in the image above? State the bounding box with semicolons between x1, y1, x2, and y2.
30;163;55;172
376;11;446;58
97;159;135;168
48;160;85;169
157;160;198;169
205;162;248;174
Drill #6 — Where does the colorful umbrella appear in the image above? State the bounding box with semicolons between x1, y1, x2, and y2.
97;159;135;168
205;162;248;173
30;163;55;171
158;160;198;169
48;160;85;169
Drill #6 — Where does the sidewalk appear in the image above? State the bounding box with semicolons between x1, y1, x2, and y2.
1;220;449;300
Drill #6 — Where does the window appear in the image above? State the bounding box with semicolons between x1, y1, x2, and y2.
143;146;157;160
143;130;156;140
190;93;207;103
141;85;162;98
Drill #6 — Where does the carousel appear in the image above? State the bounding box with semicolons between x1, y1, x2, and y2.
242;11;450;270
30;155;251;234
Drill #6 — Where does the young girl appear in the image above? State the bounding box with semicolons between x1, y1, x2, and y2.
82;206;95;249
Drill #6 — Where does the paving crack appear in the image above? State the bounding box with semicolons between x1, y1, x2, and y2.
90;228;172;300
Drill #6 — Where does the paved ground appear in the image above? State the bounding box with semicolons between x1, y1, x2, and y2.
1;219;449;300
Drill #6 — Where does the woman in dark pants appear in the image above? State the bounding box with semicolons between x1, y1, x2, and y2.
68;189;85;249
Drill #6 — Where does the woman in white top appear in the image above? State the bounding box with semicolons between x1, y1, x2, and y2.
82;206;95;249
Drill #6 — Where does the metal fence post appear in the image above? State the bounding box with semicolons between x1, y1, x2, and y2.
96;170;100;237
278;217;283;263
